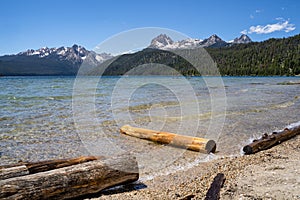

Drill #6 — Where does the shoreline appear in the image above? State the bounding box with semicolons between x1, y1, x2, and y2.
93;135;300;200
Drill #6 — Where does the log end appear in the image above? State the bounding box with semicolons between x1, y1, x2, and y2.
205;140;217;153
120;125;131;134
242;145;253;155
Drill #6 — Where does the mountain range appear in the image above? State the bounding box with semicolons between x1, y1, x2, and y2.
1;33;299;76
148;34;252;50
0;34;251;76
0;45;112;75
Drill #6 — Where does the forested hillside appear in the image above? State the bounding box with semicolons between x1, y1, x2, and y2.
99;34;300;76
207;34;300;76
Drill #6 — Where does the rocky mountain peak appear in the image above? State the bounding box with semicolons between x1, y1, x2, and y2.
208;34;222;41
233;34;252;44
149;34;174;49
200;34;227;47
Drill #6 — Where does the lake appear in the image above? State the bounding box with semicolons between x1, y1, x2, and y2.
0;76;299;178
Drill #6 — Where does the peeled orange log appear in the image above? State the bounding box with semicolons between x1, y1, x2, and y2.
120;125;216;153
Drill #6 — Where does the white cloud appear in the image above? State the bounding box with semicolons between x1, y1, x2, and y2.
250;14;254;19
243;19;296;34
255;9;262;13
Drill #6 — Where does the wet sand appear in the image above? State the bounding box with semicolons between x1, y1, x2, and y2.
90;134;300;200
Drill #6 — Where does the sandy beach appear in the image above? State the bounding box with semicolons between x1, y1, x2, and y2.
91;134;300;200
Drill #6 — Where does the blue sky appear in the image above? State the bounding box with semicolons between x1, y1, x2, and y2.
0;0;299;55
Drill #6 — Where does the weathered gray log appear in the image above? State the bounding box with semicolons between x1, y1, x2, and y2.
25;156;100;174
120;125;216;153
0;156;99;180
0;154;139;200
243;122;300;154
0;166;29;181
0;156;99;171
205;173;225;200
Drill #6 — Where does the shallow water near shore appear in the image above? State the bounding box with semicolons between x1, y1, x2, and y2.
0;76;299;178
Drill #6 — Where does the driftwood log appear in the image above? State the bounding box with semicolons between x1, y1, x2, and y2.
0;165;29;181
204;173;225;200
243;122;300;154
0;156;99;174
120;125;216;153
0;154;139;200
0;156;99;180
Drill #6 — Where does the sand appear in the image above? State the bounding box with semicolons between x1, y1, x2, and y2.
87;134;300;200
